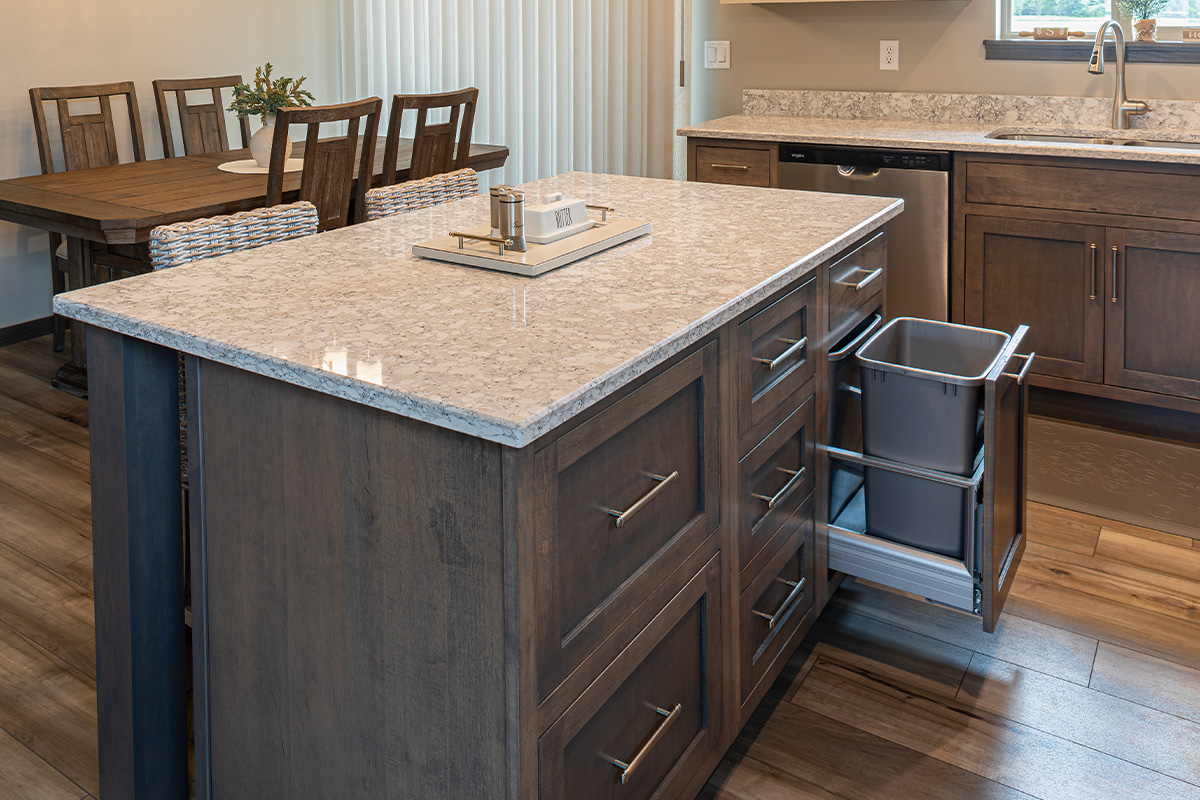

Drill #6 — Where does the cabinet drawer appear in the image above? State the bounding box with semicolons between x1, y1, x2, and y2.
737;392;814;580
739;508;814;707
694;145;772;187
737;277;815;439
829;232;886;332
532;344;719;701
964;160;1200;223
539;554;723;800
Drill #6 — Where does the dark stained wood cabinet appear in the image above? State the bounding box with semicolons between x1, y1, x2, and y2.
1107;229;1200;400
963;215;1105;383
955;153;1200;414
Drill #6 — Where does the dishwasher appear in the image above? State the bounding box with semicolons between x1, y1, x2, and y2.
779;144;950;322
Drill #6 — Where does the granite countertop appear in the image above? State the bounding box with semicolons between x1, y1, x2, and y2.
54;172;901;447
679;90;1200;165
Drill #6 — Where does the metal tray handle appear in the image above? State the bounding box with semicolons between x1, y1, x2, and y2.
608;703;683;784
448;230;514;256
605;471;678;528
752;577;807;630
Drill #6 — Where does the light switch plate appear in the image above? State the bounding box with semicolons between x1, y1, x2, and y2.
705;41;730;69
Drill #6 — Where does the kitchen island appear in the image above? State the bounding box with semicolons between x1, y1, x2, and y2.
55;172;902;800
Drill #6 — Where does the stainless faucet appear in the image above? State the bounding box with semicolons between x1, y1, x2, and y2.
1088;19;1149;130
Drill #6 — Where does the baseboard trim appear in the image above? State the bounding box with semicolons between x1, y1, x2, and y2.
0;316;55;348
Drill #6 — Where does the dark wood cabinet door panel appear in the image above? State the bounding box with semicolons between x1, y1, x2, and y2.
533;343;719;701
964;159;1200;223
1106;229;1200;400
737;391;814;580
828;231;885;332
738;506;814;709
694;145;772;187
538;554;723;800
737;276;815;440
964;215;1105;383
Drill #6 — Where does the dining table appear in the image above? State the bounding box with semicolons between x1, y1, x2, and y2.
0;137;510;396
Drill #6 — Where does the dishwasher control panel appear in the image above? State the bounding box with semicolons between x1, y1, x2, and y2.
780;145;950;172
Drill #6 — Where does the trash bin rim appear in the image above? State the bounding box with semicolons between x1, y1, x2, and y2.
856;316;1012;387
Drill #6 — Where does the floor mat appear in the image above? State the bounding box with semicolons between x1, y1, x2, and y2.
1027;417;1200;539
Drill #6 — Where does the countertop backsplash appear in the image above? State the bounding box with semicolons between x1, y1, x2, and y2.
743;89;1200;131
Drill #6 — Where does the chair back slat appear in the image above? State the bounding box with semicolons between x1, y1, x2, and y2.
30;82;147;174
267;98;382;232
149;201;319;270
153;76;251;157
381;88;477;185
364;168;478;222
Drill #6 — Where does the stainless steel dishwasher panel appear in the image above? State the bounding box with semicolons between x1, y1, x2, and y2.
779;150;950;322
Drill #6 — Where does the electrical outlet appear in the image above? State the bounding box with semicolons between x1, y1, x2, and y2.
880;40;899;71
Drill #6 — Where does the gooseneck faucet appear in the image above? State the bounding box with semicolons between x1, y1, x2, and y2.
1088;19;1149;130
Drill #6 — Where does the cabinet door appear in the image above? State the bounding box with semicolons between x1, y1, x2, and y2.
964;215;1105;382
1105;229;1200;400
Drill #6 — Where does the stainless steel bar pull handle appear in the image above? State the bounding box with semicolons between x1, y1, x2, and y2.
752;577;807;629
711;163;749;172
752;467;806;511
1002;352;1037;385
838;267;883;292
1090;244;1097;300
605;471;678;528
608;703;683;784
753;337;807;371
1111;246;1119;302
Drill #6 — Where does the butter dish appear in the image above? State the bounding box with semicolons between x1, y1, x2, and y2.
523;192;596;244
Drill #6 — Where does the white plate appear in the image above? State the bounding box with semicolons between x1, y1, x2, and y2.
217;158;303;175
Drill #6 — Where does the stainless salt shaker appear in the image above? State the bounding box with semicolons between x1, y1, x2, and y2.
489;185;515;235
497;189;527;252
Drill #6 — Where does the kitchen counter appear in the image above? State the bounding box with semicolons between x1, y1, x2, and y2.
679;89;1200;165
54;171;900;447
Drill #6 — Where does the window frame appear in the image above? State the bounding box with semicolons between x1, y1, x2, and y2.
999;0;1200;41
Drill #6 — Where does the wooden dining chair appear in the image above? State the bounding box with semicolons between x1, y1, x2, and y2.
267;98;383;232
30;81;149;351
152;76;251;157
381;87;478;186
363;168;478;222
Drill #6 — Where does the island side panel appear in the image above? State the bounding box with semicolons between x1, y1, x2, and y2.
86;327;188;800
189;360;510;799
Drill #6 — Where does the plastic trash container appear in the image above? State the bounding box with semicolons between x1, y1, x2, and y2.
857;317;1010;476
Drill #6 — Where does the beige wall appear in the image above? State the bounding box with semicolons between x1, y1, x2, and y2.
692;0;1200;122
0;0;342;329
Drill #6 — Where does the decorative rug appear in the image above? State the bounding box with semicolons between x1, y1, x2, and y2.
1027;417;1200;539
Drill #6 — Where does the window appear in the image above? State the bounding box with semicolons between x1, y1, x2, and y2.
1001;0;1200;39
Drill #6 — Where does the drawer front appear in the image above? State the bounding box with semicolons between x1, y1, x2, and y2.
738;392;815;579
739;509;815;706
737;277;815;439
964;159;1200;223
829;232;886;332
695;145;772;187
539;554;723;800
533;344;719;700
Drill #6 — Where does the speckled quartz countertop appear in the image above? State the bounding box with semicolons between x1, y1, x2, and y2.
53;172;901;447
679;90;1200;165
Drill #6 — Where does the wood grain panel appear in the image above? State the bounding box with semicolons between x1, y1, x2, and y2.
694;145;772;187
0;543;93;666
194;359;508;800
0;482;91;573
0;726;85;800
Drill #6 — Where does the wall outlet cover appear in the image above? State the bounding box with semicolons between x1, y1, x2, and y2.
880;40;899;71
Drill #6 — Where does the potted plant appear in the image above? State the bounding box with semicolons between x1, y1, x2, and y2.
228;63;315;167
1117;0;1170;41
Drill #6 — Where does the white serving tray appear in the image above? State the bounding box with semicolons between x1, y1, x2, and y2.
412;218;652;277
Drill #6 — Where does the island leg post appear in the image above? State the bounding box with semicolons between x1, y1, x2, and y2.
87;326;188;799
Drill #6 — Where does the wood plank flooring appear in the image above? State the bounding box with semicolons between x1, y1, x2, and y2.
2;335;1199;800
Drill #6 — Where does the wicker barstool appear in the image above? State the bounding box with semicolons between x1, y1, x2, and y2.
363;168;478;222
149;201;319;270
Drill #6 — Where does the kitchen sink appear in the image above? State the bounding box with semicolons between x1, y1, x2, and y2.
988;132;1200;150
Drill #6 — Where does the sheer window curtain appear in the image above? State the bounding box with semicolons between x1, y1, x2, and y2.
339;0;690;186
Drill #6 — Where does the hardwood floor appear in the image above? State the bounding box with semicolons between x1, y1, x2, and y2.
1;335;1199;800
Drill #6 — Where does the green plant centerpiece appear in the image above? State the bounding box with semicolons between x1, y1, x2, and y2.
1116;0;1169;40
228;63;316;167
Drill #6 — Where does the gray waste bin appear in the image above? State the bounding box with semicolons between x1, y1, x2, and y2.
857;317;1010;475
